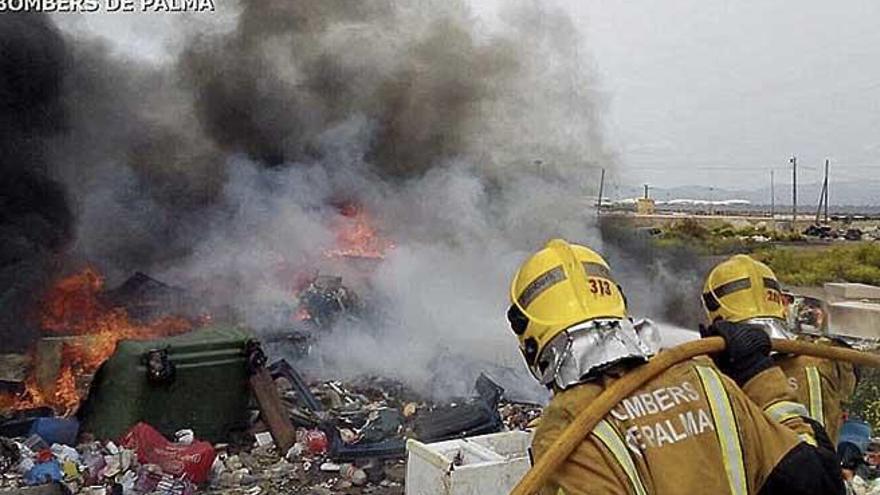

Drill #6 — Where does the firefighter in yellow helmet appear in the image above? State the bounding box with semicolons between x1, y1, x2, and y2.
702;254;858;444
509;239;843;495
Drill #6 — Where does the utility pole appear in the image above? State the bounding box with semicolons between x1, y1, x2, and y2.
770;170;776;218
824;159;830;222
596;168;606;215
790;156;798;227
815;159;830;224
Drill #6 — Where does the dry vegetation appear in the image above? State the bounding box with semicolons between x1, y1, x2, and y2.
754;243;880;287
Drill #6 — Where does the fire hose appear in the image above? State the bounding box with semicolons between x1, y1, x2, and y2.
510;336;880;495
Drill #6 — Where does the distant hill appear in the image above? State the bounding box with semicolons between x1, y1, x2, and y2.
613;180;880;206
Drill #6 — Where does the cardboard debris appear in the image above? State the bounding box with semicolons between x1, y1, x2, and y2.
249;368;296;454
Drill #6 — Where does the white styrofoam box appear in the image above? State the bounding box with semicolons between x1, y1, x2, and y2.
824;283;880;301
405;431;533;495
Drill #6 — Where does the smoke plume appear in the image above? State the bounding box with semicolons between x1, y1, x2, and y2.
0;3;634;400
599;221;709;329
0;14;72;350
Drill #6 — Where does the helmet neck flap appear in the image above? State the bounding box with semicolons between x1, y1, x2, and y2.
535;318;658;390
742;317;796;341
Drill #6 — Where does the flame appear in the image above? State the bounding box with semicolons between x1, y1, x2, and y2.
51;365;79;414
324;204;394;259
40;268;104;334
293;306;312;322
0;268;194;414
0;363;79;414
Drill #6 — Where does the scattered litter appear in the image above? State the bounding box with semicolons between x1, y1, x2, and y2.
0;347;541;495
24;459;62;486
341;463;367;486
304;430;328;456
49;444;78;464
253;432;274;448
285;443;304;461
174;429;194;446
119;423;215;484
29;418;79;447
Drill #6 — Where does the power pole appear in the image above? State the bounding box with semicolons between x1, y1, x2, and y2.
824;159;830;222
791;156;798;221
815;159;829;224
770;169;775;219
596;168;606;215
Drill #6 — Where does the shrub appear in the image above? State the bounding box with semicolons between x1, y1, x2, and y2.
665;219;710;240
754;243;880;287
850;368;880;431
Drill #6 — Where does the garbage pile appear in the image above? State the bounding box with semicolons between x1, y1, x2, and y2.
294;276;364;331
273;362;540;440
0;357;541;495
260;361;541;493
0;266;543;494
0;420;214;495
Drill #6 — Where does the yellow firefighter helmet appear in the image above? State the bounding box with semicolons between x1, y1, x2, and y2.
508;239;627;370
702;254;785;323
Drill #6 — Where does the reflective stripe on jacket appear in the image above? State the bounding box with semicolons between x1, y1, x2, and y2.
775;352;858;444
534;358;803;495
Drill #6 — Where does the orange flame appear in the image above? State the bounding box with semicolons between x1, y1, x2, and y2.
324;205;394;259
0;268;194;414
293;306;312;322
51;365;79;414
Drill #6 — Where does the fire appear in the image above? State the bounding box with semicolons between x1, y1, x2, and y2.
293;306;312;322
291;203;390;325
41;268;105;334
1;268;194;414
0;361;80;415
324;203;394;259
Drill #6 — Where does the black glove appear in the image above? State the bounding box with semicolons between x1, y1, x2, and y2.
838;441;865;471
700;320;773;386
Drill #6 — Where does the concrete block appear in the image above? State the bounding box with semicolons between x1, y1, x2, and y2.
824;283;880;301
827;301;880;339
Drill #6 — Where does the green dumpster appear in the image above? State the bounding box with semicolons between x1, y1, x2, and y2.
78;325;254;443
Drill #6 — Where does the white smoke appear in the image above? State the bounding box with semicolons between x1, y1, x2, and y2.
159;123;605;401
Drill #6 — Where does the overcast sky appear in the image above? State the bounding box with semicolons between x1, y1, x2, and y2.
567;0;880;189
55;0;880;190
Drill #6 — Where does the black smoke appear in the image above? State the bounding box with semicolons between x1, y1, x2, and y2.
180;0;516;175
0;14;72;351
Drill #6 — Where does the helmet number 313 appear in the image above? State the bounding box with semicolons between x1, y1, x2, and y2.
589;278;613;296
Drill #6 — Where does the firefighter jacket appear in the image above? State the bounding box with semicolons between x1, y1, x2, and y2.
532;357;838;495
774;350;858;445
